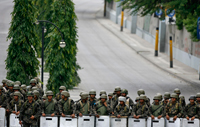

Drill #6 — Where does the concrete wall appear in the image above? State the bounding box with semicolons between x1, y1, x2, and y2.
106;1;200;71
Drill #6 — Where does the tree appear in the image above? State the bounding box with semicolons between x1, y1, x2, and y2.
45;0;80;95
6;0;40;84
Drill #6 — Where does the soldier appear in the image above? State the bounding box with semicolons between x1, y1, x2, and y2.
132;95;149;119
121;89;134;109
21;84;27;92
137;89;150;107
7;91;24;115
174;88;185;107
97;90;107;102
94;94;110;117
0;85;6;108
149;95;164;120
112;86;122;112
12;85;25;100
88;89;97;108
19;91;41;127
34;77;41;86
42;91;58;117
162;92;170;107
166;93;183;121
75;92;92;116
33;90;42;106
107;92;114;114
185;95;198;120
42;95;47;102
179;95;186;108
6;82;15;103
29;79;44;97
2;79;8;93
157;93;163;103
55;86;66;101
58;91;75;117
114;96;129;118
15;81;21;86
135;96;139;103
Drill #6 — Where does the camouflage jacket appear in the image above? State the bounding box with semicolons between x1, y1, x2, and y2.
55;92;62;101
114;104;130;116
6;89;14;103
7;99;24;113
166;100;183;117
0;92;6;108
35;98;42;106
93;101;111;115
132;102;149;118
42;99;58;115
107;98;114;113
75;100;92;115
58;98;75;115
149;103;164;117
184;103;198;118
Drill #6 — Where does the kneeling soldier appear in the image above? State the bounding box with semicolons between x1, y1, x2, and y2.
114;96;130;118
58;91;75;118
42;91;58;117
19;91;41;127
132;95;149;119
149;95;164;119
185;95;198;120
94;94;110;117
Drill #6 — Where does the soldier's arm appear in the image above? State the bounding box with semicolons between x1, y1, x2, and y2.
148;106;153;116
19;103;26;121
129;99;134;109
113;106;119;116
41;101;45;114
1;95;7;108
177;104;183;118
140;105;149;118
106;103;111;113
93;103;97;115
131;105;136;116
70;100;75;114
161;106;165;117
75;103;80;114
123;107;130;116
165;104;169;116
33;103;41;119
184;105;188;118
58;101;64;115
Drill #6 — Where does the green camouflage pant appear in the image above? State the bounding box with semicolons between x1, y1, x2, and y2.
23;122;37;127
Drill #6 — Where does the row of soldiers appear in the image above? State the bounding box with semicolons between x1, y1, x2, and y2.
0;78;200;127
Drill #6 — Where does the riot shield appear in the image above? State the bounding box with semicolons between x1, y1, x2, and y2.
110;117;127;127
40;116;58;127
0;108;5;127
146;117;165;127
128;117;146;127
182;118;199;127
60;115;78;127
9;113;21;127
78;115;95;127
165;118;181;127
96;116;110;127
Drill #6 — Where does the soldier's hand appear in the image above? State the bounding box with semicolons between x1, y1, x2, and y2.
96;114;100;118
151;115;155;119
71;114;75;118
51;113;55;117
16;111;20;115
157;115;162;119
166;115;170;120
133;115;136;118
79;113;83;117
6;109;9;112
186;117;189;120
117;115;121;118
12;111;16;114
191;116;195;120
19;121;22;125
112;112;114;115
173;115;177;121
0;106;1;108
104;102;107;107
30;115;35;120
61;113;65;117
42;113;46;117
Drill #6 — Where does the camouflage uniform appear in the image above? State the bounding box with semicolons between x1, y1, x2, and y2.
166;100;183;117
55;86;66;101
107;93;114;113
149;95;164;117
137;89;150;107
114;96;130;116
132;102;149;118
93;94;110;115
42;100;58;115
33;90;42;106
184;103;198;118
28;79;44;98
7;92;24;113
0;86;6;108
75;100;91;115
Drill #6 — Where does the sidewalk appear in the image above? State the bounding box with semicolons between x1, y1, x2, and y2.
95;9;200;88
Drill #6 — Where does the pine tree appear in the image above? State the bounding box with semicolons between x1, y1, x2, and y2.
6;0;40;84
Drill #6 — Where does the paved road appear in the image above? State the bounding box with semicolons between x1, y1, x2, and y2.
73;0;199;102
0;0;13;80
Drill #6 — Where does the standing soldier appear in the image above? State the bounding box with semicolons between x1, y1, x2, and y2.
174;88;185;107
137;89;150;107
7;91;24;115
42;95;47;102
21;84;27;92
42;91;58;117
107;92;114;114
149;95;164;120
97;90;107;102
75;92;92;117
121;89;134;109
132;95;149;119
156;93;163;103
12;85;25;100
28;79;44;97
55;86;66;101
94;94;110;117
196;93;200;105
185;95;198;120
2;79;8;93
162;92;170;107
166;93;183;121
19;91;41;127
33;90;42;106
114;96;130;118
58;91;75;117
135;97;139;103
89;89;97;108
0;85;6;108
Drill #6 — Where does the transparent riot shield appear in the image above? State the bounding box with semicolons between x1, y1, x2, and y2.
147;117;165;127
110;117;127;127
0;108;5;127
60;115;78;127
182;118;200;127
40;116;58;127
128;117;146;127
78;115;95;127
9;113;21;127
165;118;181;127
96;116;110;127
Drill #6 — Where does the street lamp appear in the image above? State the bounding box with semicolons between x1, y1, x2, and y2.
36;20;65;89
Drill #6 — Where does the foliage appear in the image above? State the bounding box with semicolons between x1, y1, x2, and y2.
6;0;40;84
45;0;80;95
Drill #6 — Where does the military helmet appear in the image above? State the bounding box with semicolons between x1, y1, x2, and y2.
196;93;200;98
61;91;70;97
171;93;178;99
108;92;113;96
46;91;54;96
8;82;14;87
121;89;128;95
42;95;47;100
135;96;139;102
0;85;3;89
100;90;107;96
137;89;145;96
21;84;26;90
27;91;34;97
174;88;181;94
14;91;21;97
59;86;66;91
118;96;126;103
139;94;146;100
89;89;96;95
164;92;170;99
153;95;160;100
15;81;21;86
13;85;20;90
30;79;37;84
33;90;39;97
2;79;7;84
179;95;185;100
34;77;40;84
189;95;196;100
157;93;163;101
32;87;38;91
100;94;107;100
79;91;84;97
114;86;121;92
81;92;88;100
